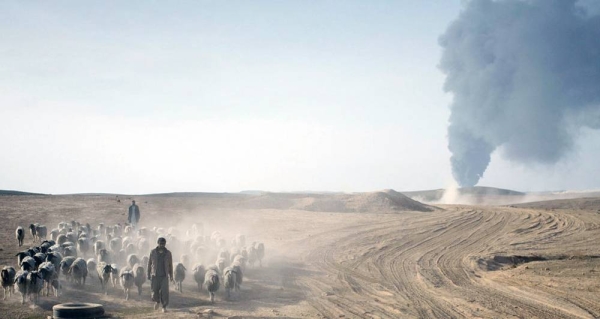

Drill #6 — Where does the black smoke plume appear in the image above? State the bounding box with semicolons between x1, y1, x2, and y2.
439;0;600;187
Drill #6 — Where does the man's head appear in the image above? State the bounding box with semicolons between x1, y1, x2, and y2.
157;237;166;248
132;200;136;205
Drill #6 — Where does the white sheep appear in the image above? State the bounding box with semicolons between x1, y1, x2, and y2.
69;257;88;286
223;266;236;299
14;270;28;304
15;226;25;247
119;268;135;300
232;262;243;292
26;271;44;305
20;256;36;271
96;262;113;294
110;263;119;287
35;225;48;241
192;264;205;291
174;263;186;293
204;268;220;303
38;261;58;297
132;263;146;296
1;266;16;300
59;256;76;282
127;254;140;269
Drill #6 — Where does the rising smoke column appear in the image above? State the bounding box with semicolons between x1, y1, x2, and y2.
439;0;600;187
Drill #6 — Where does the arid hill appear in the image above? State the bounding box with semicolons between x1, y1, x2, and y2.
232;189;436;212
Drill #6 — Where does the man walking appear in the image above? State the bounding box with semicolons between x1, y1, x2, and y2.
128;200;140;228
147;237;173;313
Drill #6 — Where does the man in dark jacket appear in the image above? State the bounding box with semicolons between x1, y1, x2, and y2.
147;237;173;312
128;200;140;228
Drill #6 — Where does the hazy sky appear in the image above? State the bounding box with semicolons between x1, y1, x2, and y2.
2;1;599;194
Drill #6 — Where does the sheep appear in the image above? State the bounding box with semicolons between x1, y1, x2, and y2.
1;266;16;300
57;234;68;246
247;246;258;268
110;263;119;287
232;262;243;292
204;268;220;303
45;251;63;273
14;270;28;304
124;225;133;236
94;240;105;256
59;256;76;282
174;263;186;293
192;264;205;291
16;226;25;247
26;271;44;305
15;251;30;268
119;268;135;300
29;223;39;243
217;248;231;267
216;258;226;275
63;245;77;258
77;237;90;257
50;229;59;242
96;262;113;294
127;254;139;269
233;255;247;272
69;257;88;286
86;259;97;280
32;252;46;269
27;246;40;256
97;248;111;264
109;237;122;252
37;262;57;297
20;256;36;271
141;256;149;269
65;232;77;244
40;240;54;254
256;242;265;267
132;263;146;296
223;267;236;299
35;225;48;241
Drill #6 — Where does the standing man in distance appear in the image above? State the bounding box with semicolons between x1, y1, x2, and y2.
128;200;140;228
147;237;173;313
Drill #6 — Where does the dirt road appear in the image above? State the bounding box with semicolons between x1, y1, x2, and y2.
1;195;600;318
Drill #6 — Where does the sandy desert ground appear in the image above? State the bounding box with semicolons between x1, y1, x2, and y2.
1;191;600;318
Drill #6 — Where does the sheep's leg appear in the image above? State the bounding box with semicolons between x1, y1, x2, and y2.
210;291;214;303
3;287;6;300
138;285;142;296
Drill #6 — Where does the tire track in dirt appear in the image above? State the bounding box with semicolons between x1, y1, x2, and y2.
298;207;598;318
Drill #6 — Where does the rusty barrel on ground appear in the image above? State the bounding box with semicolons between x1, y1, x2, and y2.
52;303;105;319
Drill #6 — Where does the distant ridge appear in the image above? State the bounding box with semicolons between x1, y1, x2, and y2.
241;189;436;213
0;189;46;196
402;186;525;203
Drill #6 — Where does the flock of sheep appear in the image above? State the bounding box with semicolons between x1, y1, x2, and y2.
1;220;266;306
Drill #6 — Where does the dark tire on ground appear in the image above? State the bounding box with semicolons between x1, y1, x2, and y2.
52;303;105;319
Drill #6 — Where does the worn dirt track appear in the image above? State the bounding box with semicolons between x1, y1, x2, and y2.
294;205;600;319
1;195;600;318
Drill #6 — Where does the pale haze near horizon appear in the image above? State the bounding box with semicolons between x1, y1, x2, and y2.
2;1;600;195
